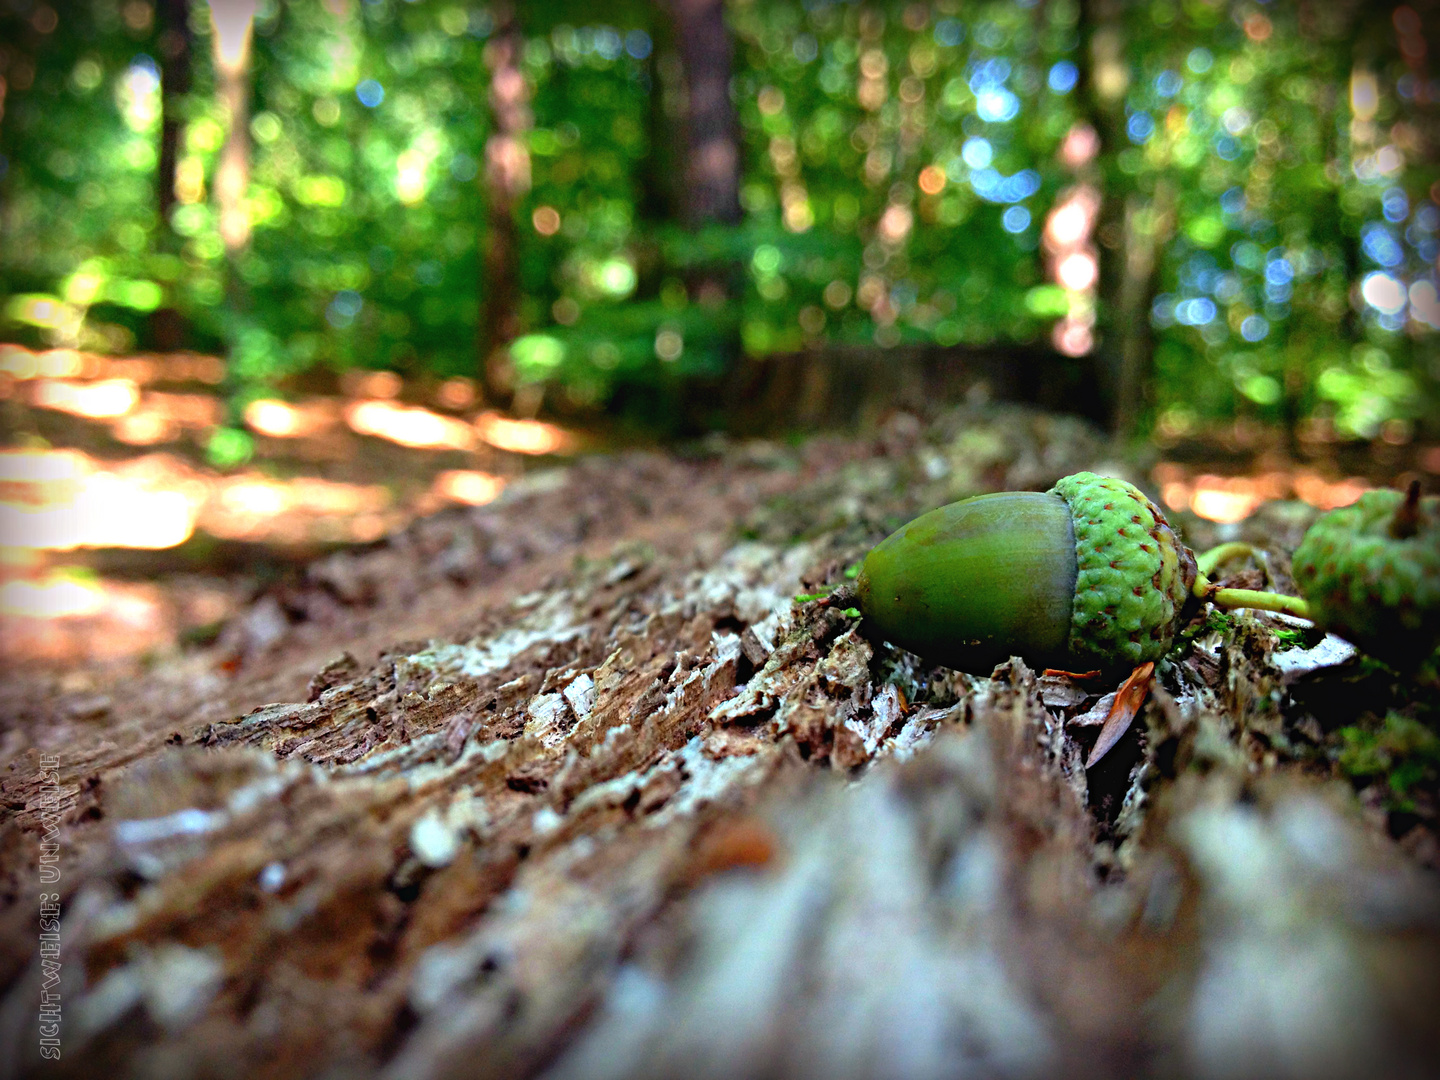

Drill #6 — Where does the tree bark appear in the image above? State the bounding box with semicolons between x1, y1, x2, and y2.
156;0;192;223
669;0;741;228
209;0;256;259
478;6;531;408
1079;0;1152;438
2;416;1437;1079
667;0;744;425
150;0;194;350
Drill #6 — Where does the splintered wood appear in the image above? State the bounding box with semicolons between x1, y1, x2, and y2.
1;415;1437;1080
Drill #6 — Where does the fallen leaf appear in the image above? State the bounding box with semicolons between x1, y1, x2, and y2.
1085;661;1155;768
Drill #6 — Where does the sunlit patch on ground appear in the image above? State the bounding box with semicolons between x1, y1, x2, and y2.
0;345;586;663
207;475;397;543
431;469;506;506
0;571;106;618
0;570;238;663
1;344;225;386
31;377;140;418
344;398;477;451
0;448;405;552
243;398;339;439
475;411;577;455
1154;463;1372;524
0;449;200;550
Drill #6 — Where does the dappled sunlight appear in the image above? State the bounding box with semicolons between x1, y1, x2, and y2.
23;373;224;445
0;447;401;553
432;469;506;506
341;370;403;399
0;344;225;386
1291;473;1372;512
32;377;140;418
244;398;339;439
475;411;576;455
1187;484;1267;525
0;441;400;660
1155;464;1369;524
0;574;106;619
0;449;200;550
206;474;394;543
113;391;225;445
0;345;581;662
345;399;477;451
0;572;187;663
0;345;90;380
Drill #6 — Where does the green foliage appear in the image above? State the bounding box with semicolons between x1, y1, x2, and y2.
726;0;1076;354
1336;712;1440;810
0;2;182;353
1271;626;1308;649
0;0;1434;436
206;425;254;469
237;0;494;377
1127;4;1436;439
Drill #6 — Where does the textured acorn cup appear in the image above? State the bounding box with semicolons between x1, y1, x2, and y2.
1291;483;1440;668
858;472;1197;671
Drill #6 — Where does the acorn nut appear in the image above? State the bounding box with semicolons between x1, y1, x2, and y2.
857;471;1198;672
1291;482;1440;669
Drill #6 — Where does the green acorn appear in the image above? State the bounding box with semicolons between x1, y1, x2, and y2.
857;472;1199;671
1291;482;1440;668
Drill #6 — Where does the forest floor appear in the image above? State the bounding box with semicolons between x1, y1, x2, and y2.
2;348;1439;1078
2;341;1433;668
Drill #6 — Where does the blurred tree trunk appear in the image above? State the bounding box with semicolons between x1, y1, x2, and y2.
670;0;741;228
1285;0;1367;452
210;1;255;260
156;0;192;223
150;0;193;350
1080;0;1161;440
639;24;684;232
667;0;743;426
478;5;531;410
1113;186;1173;436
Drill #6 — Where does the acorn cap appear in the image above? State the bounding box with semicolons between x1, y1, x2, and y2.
1291;485;1440;667
1049;472;1197;668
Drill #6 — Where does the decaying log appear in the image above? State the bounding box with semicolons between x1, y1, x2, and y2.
1;408;1437;1079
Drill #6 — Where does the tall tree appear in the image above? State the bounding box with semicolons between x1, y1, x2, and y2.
479;4;532;408
151;0;194;349
668;0;742;424
207;0;256;260
1080;0;1161;440
670;0;741;228
156;0;192;223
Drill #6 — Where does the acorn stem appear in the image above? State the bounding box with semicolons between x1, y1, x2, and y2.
1192;571;1311;620
1389;480;1423;540
1209;587;1311;619
1196;541;1261;577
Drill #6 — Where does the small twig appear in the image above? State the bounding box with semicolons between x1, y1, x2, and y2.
1042;668;1104;681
